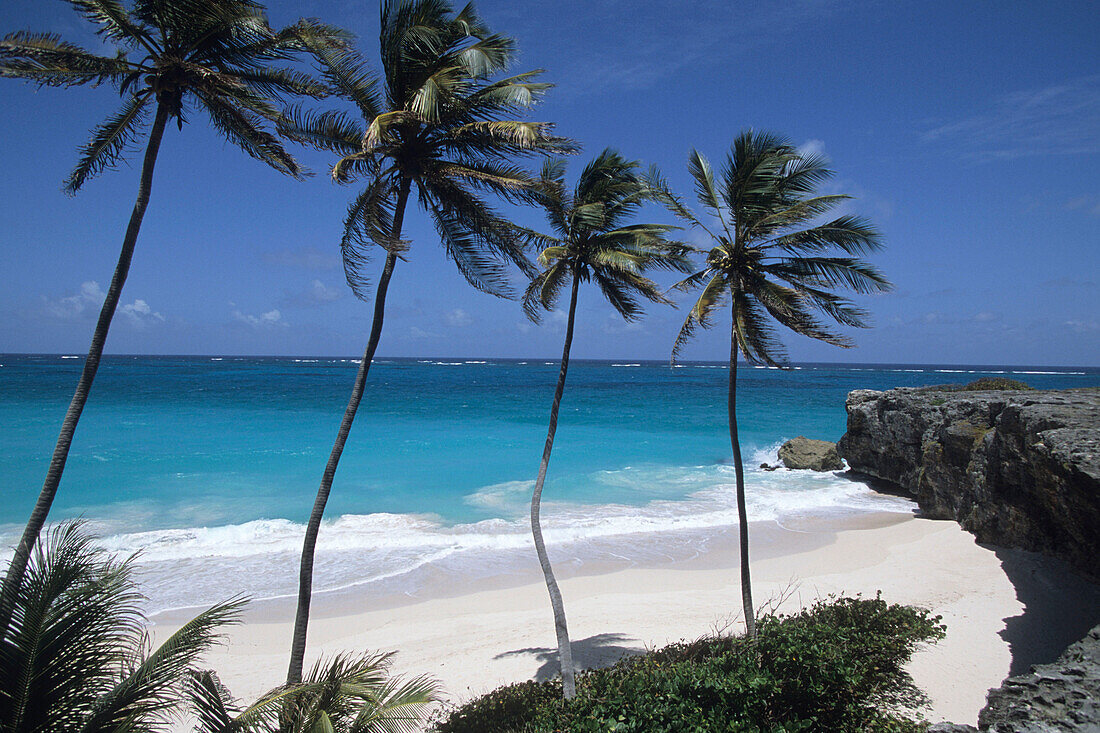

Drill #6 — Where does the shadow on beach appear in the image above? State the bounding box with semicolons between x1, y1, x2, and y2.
495;632;647;682
994;546;1100;676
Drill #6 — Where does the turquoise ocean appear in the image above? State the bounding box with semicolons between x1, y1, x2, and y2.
2;355;1097;614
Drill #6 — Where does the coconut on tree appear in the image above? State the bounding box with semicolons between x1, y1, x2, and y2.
0;0;338;631
519;150;689;697
652;130;892;639
279;0;575;684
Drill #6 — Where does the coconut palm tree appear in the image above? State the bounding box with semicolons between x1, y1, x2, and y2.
0;0;336;629
651;130;892;639
187;653;440;733
519;150;689;698
0;522;245;732
279;0;575;684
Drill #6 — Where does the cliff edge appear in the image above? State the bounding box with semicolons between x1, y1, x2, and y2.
837;387;1100;579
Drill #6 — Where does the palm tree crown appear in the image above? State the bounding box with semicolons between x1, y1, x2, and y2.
661;130;891;362
523;150;690;321
285;0;576;299
1;0;333;192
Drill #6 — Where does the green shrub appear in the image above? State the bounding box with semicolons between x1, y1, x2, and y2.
434;595;945;733
960;377;1033;391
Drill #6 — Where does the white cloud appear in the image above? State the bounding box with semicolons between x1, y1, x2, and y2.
233;308;286;328
445;308;472;327
43;281;163;327
409;326;438;339
45;281;105;319
118;299;165;327
282;279;344;308
798;138;827;160
922;74;1100;161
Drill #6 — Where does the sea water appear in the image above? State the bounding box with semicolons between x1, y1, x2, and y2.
1;355;1096;613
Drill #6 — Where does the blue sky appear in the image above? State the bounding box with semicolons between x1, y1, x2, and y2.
0;0;1097;365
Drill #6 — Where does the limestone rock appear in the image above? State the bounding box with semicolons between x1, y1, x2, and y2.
837;387;1100;578
777;436;844;471
979;624;1100;731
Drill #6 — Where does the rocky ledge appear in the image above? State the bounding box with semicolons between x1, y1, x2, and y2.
837;387;1100;578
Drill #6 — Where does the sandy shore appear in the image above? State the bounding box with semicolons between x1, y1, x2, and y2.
152;511;1100;728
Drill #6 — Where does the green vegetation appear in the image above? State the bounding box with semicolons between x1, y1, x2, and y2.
0;523;243;731
919;377;1036;393
433;595;945;733
518;150;689;697
0;522;439;733
651;132;892;638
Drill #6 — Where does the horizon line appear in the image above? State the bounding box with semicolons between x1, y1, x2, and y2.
1;352;1096;371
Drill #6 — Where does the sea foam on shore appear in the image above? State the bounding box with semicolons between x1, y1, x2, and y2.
48;456;915;617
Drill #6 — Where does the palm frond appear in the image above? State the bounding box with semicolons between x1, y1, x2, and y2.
522;260;570;322
667;129;890;361
342;174;402;300
67;0;153;50
64;90;153;194
80;597;247;732
672;271;728;362
733;292;789;367
770;214;883;256
278;104;363;156
0;31;133;87
191;87;303;178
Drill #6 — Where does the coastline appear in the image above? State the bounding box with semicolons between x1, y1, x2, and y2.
151;510;1100;727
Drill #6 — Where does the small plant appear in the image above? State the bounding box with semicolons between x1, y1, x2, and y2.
434;594;945;733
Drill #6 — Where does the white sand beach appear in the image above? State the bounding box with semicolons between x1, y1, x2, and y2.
152;512;1100;728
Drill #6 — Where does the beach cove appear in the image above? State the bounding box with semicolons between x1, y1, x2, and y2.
150;511;1100;727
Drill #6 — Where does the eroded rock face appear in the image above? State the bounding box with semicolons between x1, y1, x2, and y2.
837;388;1100;578
979;624;1100;731
777;436;844;471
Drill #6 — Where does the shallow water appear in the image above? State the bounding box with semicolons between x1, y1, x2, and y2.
2;354;1096;612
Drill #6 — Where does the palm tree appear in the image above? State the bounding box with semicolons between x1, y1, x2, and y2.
279;0;575;684
187;653;440;733
0;0;335;629
519;150;689;698
0;522;245;732
652;130;892;639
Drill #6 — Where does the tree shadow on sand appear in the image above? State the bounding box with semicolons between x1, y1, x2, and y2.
495;633;646;682
994;546;1100;677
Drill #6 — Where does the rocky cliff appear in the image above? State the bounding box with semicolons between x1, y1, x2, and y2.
837;387;1100;578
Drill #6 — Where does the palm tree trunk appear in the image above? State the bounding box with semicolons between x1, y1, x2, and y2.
728;317;756;640
530;271;580;700
0;102;170;630
286;178;412;685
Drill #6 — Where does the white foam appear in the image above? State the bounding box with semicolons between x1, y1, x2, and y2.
60;460;914;615
1012;370;1084;375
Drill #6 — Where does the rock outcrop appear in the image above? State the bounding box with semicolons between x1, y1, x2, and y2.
777;436;844;471
929;624;1100;732
837;387;1100;578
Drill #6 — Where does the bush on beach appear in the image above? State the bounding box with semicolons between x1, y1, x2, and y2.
433;595;945;733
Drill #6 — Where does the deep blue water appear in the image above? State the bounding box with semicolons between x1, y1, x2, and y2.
2;354;1096;611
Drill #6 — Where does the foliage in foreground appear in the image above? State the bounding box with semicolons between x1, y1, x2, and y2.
0;522;439;733
0;522;242;732
433;595;945;733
